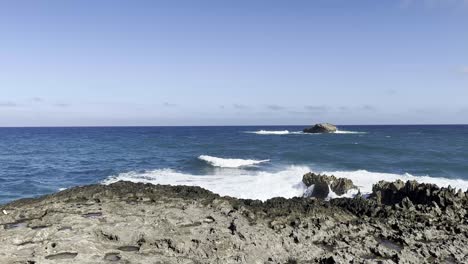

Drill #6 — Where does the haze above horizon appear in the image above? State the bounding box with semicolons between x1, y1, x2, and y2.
1;0;467;126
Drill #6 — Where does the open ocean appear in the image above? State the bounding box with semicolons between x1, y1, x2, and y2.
1;125;468;204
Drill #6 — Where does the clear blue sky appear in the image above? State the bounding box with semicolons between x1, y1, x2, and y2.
1;0;467;126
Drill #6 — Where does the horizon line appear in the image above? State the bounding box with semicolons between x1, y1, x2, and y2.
0;123;467;128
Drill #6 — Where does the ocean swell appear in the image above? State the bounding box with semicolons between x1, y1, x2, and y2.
198;155;270;168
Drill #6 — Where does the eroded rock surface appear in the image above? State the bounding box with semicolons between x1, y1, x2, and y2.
303;172;357;198
0;181;467;264
372;179;467;208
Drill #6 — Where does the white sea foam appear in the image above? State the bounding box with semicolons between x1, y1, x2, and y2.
247;130;365;135
334;130;366;134
102;166;310;201
198;155;270;168
102;166;468;201
321;169;468;195
248;130;292;135
326;187;360;200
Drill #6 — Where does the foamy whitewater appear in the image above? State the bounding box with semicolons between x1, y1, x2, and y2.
198;155;269;168
102;166;309;201
334;130;367;134
248;130;294;135
102;164;468;201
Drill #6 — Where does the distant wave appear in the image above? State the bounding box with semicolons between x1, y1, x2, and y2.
246;130;365;135
102;166;468;201
246;130;307;135
247;130;294;135
334;130;366;134
198;155;270;168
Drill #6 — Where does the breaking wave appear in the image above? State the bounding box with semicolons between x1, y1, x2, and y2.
198;155;270;168
334;130;366;134
247;130;295;135
102;166;468;201
320;169;468;195
102;166;309;201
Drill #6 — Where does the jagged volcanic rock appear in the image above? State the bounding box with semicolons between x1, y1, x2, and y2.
372;179;468;209
302;172;357;198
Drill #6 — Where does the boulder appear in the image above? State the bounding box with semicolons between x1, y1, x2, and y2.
304;176;330;199
303;123;337;133
302;173;357;199
332;178;356;196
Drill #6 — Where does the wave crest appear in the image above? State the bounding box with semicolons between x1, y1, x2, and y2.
334;130;366;134
247;130;292;135
199;155;269;168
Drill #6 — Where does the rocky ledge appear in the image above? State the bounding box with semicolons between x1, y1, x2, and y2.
0;178;467;264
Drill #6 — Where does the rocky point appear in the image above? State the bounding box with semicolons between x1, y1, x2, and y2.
0;176;467;263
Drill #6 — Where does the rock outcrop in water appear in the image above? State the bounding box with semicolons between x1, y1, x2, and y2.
1;180;467;263
303;123;337;133
302;172;357;198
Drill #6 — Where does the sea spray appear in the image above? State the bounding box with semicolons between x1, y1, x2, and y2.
102;166;468;201
102;166;309;201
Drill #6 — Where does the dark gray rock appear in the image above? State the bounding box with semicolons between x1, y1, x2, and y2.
303;123;337;133
302;173;357;198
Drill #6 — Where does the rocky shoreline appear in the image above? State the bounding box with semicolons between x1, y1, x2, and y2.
1;175;467;263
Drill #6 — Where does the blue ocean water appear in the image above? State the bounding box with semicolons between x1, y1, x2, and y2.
1;125;468;204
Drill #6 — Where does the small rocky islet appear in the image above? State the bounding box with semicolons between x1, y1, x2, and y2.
1;172;467;264
303;123;338;133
